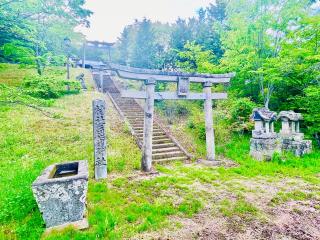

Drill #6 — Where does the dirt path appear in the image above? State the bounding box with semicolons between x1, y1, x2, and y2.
132;176;320;240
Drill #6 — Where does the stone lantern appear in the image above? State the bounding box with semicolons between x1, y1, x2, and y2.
278;111;312;156
250;108;280;160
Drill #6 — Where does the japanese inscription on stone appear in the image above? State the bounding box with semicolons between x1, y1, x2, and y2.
93;100;107;179
177;77;190;96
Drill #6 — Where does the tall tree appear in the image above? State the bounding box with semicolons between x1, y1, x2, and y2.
220;0;310;109
131;18;157;68
170;18;193;51
0;0;92;74
117;26;131;65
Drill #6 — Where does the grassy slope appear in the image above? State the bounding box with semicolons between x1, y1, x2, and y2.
0;64;319;239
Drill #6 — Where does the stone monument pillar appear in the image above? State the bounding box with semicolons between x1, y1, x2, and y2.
278;111;312;156
93;99;107;179
250;108;280;161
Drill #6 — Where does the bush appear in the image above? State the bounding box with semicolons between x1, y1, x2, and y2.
22;74;80;99
295;86;320;147
216;96;256;134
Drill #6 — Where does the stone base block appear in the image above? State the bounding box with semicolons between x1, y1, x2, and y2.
282;139;312;157
44;218;89;234
250;138;281;161
280;133;304;141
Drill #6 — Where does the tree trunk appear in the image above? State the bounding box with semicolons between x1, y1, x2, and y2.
35;44;42;75
314;133;320;148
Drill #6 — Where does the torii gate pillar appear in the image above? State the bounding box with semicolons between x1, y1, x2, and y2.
142;78;156;172
204;81;215;161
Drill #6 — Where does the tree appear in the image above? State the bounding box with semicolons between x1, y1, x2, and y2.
0;0;92;74
131;18;157;68
220;0;310;109
170;18;193;51
176;41;218;73
117;26;131;65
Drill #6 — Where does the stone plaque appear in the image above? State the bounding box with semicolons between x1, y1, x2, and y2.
177;77;190;96
93;99;107;179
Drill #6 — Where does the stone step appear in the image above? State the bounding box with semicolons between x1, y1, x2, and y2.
125;115;144;118
128;120;144;123
129;121;145;125
123;109;143;112
127;119;144;122
138;136;170;141
126;116;144;120
153;143;176;149
132;125;161;129
135;129;164;134
129;121;144;125
105;80;189;164
153;156;188;164
153;151;185;160
124;112;144;115
135;131;167;138
121;106;142;108
152;138;172;144
153;147;180;154
133;128;162;133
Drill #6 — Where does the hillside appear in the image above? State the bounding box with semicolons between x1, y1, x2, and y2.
0;64;319;239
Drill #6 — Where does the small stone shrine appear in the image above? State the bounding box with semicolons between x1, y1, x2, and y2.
278;111;312;156
250;109;312;160
32;160;89;231
250;108;280;160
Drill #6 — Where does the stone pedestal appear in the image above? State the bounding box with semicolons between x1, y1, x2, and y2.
32;161;89;230
250;136;281;161
281;138;312;157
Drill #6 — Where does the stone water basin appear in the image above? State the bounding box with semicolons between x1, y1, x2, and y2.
32;160;89;231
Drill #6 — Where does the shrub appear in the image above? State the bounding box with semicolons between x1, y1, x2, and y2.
216;96;256;134
22;74;80;99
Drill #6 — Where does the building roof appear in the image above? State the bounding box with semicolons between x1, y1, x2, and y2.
278;111;303;121
251;108;277;121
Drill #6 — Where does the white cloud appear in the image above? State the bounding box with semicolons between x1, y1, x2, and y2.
78;0;213;42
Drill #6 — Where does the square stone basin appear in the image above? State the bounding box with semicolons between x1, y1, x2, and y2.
32;160;88;230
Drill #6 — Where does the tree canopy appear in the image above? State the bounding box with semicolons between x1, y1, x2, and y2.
112;0;320;146
0;0;92;74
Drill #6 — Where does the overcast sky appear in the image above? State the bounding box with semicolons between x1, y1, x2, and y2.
79;0;213;42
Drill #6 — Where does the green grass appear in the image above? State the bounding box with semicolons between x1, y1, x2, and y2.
0;63;36;86
218;134;320;181
270;190;318;205
217;198;258;219
1;64;320;239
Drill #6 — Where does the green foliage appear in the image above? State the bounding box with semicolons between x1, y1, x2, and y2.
218;198;258;219
0;0;91;74
216;96;256;133
176;41;219;73
22;75;80;99
270;190;315;205
295;85;320;146
131;18;158;68
0;65;81;112
2;41;35;65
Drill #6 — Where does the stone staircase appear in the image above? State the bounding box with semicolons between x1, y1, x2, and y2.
100;74;190;164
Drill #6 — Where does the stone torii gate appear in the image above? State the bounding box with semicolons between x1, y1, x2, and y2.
102;63;235;172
